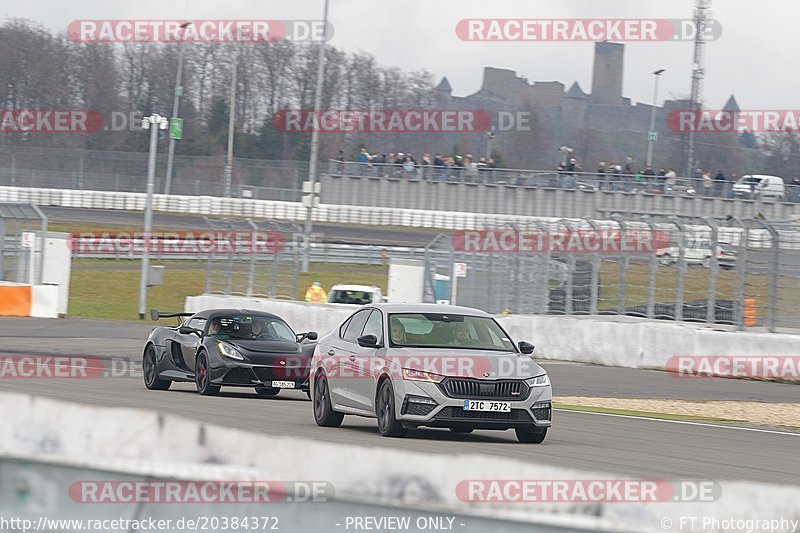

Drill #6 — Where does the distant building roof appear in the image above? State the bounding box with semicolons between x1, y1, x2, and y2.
723;95;740;112
436;77;452;92
565;82;588;99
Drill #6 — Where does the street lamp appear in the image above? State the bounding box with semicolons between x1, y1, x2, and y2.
646;68;666;169
223;46;239;198
139;113;169;320
301;0;331;273
164;21;192;196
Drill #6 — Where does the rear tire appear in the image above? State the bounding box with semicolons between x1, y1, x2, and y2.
195;352;221;396
376;380;406;438
143;345;170;390
515;426;548;444
255;387;280;397
313;374;344;427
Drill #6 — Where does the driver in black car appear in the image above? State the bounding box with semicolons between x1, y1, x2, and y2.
250;321;271;340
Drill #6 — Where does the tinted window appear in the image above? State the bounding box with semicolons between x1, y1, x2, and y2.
342;310;371;342
187;317;206;331
361;310;384;344
339;316;352;338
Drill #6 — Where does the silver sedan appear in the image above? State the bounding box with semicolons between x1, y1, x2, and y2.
310;303;552;443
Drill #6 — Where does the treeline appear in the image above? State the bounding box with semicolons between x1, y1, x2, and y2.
0;18;437;161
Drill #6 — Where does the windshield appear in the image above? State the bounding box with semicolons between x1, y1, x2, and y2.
388;313;516;351
328;289;374;305
206;315;295;342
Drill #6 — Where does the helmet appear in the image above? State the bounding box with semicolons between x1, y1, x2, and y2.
313;282;321;287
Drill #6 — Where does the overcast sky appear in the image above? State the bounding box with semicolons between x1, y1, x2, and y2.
4;0;796;110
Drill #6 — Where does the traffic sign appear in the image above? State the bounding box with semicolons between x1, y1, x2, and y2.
648;131;658;142
454;262;467;278
169;118;184;140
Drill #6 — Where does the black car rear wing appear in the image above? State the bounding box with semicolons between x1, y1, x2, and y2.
150;309;193;321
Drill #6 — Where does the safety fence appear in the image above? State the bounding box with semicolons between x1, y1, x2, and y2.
2;145;799;219
422;216;800;332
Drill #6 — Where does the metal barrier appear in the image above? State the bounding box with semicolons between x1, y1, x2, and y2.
422;216;800;332
0;203;47;284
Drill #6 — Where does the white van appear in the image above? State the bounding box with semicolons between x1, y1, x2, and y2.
733;175;785;200
327;284;384;305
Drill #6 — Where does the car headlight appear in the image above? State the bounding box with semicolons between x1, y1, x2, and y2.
218;342;244;361
402;368;444;383
525;374;550;387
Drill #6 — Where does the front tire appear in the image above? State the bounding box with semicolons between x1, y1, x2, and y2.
376;380;406;437
195;352;221;396
516;426;548;443
143;345;170;390
313;374;344;427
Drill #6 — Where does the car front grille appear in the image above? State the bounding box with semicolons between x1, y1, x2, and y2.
433;407;533;422
439;378;529;400
252;366;306;384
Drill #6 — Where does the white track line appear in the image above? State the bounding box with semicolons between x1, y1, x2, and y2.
554;408;800;436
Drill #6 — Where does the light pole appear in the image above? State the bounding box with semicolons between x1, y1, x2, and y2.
164;21;192;196
301;0;330;273
646;69;666;169
139;113;169;320
223;47;238;198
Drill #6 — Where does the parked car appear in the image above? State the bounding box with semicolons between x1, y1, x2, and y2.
327;284;384;305
310;304;552;443
657;238;735;269
732;175;785;200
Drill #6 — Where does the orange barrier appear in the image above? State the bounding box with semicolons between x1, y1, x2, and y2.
0;284;32;317
743;298;757;327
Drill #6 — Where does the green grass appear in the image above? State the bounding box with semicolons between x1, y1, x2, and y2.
69;261;388;321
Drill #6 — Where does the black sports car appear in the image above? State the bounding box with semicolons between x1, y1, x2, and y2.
143;308;318;397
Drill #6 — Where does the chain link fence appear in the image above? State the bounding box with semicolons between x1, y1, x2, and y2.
423;216;800;332
0;203;47;284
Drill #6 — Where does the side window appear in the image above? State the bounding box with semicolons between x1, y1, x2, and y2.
188;317;206;331
361;310;384;345
339;316;352;339
342;310;371;343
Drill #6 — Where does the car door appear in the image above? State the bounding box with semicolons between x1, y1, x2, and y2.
180;317;206;372
330;309;372;410
347;309;385;413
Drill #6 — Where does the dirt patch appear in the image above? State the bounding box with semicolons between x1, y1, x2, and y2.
555;396;800;428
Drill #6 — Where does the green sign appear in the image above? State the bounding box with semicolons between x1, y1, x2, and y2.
648;131;658;142
169;117;184;140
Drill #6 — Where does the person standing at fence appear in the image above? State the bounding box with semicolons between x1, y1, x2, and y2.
305;282;327;303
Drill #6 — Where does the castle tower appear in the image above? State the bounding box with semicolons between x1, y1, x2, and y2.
590;42;624;106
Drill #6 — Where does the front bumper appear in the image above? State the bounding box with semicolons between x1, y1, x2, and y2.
209;360;310;390
394;379;552;430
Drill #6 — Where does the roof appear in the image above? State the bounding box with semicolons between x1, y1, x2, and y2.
191;308;282;320
436;77;452;92
329;284;380;292
723;95;740;112
565;82;588;99
365;303;490;316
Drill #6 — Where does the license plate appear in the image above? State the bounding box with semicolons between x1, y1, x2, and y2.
271;381;295;389
463;400;511;412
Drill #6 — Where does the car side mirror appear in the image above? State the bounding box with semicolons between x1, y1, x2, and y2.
518;341;535;355
357;334;379;348
297;331;319;342
179;325;202;337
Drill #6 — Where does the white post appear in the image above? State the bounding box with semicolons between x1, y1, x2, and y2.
139;114;161;319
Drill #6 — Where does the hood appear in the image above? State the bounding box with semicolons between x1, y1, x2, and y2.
381;348;546;379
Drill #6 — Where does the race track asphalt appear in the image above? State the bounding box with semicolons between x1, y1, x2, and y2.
1;317;799;485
